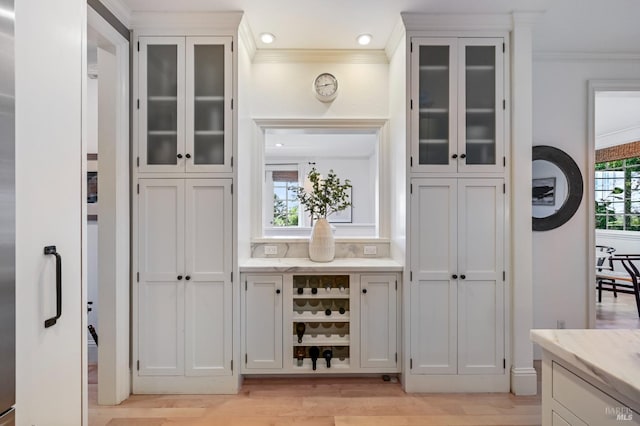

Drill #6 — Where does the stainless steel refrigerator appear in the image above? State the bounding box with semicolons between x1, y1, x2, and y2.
0;0;15;424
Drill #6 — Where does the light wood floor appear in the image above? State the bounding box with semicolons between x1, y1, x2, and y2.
596;291;640;329
89;368;542;426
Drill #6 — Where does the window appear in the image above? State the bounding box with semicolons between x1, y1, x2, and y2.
595;157;640;231
265;165;301;227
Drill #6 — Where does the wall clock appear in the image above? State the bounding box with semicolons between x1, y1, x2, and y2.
313;72;338;102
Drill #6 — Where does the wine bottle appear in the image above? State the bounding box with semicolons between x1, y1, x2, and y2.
296;322;306;344
297;287;304;295
309;346;320;371
339;305;346;315
295;347;306;367
323;348;333;368
325;308;332;316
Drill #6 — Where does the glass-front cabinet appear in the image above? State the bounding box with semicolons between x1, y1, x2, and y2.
411;37;504;173
139;36;232;173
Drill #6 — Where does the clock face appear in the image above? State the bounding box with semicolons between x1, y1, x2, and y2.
314;73;338;101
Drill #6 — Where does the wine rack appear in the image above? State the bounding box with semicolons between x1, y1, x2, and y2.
291;275;351;371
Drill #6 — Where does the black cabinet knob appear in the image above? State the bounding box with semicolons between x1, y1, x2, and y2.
460;153;466;159
452;274;458;279
185;276;191;281
177;154;183;159
185;153;191;159
452;154;458;159
460;274;466;280
177;275;183;280
362;289;367;294
276;289;281;294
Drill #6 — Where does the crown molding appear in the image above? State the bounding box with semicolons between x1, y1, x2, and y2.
385;16;406;61
238;16;256;61
98;0;131;28
252;49;388;64
401;12;512;32
534;51;640;62
131;11;243;34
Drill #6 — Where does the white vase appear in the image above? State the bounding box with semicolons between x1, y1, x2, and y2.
308;218;335;262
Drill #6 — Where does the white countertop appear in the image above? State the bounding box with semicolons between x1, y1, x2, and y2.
531;329;640;409
239;257;403;272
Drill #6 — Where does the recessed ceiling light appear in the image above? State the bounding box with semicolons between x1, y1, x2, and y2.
260;33;275;44
275;143;283;147
357;34;372;46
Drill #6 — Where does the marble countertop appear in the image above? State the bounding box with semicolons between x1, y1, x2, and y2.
531;329;640;409
239;257;403;272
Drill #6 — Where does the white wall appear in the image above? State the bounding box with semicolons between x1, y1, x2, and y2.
532;58;640;347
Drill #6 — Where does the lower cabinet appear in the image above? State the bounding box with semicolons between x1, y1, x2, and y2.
241;272;400;374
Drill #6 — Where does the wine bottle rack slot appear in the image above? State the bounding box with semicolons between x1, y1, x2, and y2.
293;346;350;370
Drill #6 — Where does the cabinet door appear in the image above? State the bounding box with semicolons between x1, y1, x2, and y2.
411;38;458;172
410;179;457;374
185;37;233;173
184;179;233;376
457;179;504;374
360;275;397;368
138;37;185;173
244;275;283;369
457;39;504;173
138;179;185;375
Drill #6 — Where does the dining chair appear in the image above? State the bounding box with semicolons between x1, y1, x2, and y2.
596;254;640;318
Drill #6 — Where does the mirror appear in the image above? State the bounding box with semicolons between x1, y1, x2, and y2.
263;128;379;237
532;145;583;231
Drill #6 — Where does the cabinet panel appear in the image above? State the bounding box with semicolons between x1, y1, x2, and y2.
139;37;186;173
360;275;397;368
245;275;283;369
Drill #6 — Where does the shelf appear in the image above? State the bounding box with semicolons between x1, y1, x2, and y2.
195;96;224;102
148;130;177;136
293;288;350;298
419;108;448;114
293;311;350;322
148;96;177;101
419;65;448;71
293;334;350;346
291;358;351;371
466;108;494;114
419;139;448;144
194;130;224;136
466;139;494;145
466;65;494;71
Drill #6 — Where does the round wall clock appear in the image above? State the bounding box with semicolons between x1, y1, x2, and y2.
313;72;338;102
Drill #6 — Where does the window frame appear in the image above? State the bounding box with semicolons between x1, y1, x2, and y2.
595;157;640;231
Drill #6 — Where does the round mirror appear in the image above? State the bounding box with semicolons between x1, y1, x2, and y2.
532;146;583;231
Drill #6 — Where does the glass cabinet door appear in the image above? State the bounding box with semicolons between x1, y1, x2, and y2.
186;37;232;173
412;38;457;172
139;37;185;172
458;39;504;173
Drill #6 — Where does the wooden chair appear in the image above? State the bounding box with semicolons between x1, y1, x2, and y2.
595;245;615;301
596;254;640;317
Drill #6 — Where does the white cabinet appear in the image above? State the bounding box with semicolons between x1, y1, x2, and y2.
360;275;397;369
243;275;283;369
136;178;232;390
138;36;232;173
410;178;504;375
410;37;505;173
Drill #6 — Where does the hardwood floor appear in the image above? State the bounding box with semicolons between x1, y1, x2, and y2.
596;291;640;329
89;372;542;426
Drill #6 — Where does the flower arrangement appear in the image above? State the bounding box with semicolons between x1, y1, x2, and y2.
295;167;352;220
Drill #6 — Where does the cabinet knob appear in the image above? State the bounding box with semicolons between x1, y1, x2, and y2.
177;154;183;159
185;153;191;159
460;153;466;159
362;289;367;294
451;274;458;279
276;289;281;294
452;154;458;159
177;275;183;280
460;274;466;280
185;275;191;281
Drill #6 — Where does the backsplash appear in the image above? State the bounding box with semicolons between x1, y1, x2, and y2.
251;241;390;258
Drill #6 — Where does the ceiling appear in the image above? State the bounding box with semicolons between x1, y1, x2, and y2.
264;130;377;159
595;91;640;149
117;0;640;52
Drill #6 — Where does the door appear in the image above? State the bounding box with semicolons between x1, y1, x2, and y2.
138;179;185;376
244;275;283;369
457;179;505;374
360;274;397;368
138;37;185;173
185;37;233;173
184;179;233;376
14;0;85;423
410;179;457;374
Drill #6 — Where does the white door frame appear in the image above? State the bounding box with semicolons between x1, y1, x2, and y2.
587;79;640;328
87;6;131;404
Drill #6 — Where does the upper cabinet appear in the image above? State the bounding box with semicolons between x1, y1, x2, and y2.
410;37;505;174
138;36;233;174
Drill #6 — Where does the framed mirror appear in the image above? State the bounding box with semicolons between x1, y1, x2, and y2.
532;145;583;231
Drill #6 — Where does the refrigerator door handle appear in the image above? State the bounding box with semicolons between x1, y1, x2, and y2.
44;245;62;328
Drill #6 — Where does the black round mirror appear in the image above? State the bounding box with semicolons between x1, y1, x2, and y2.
532;145;583;231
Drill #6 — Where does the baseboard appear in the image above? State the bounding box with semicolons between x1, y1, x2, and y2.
511;366;538;395
403;373;510;393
